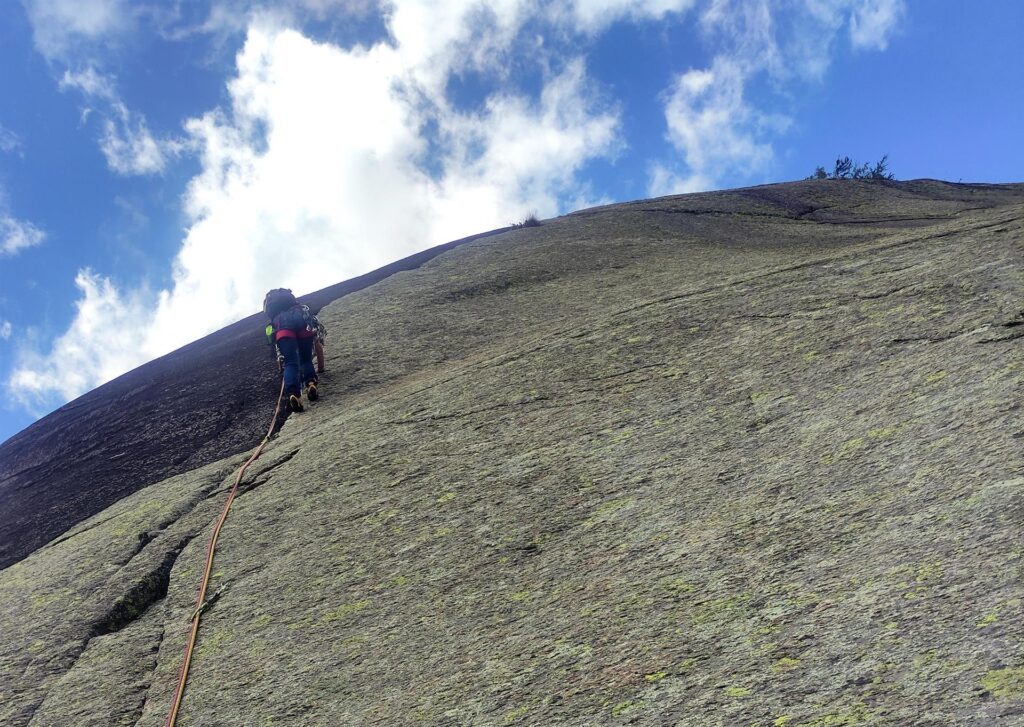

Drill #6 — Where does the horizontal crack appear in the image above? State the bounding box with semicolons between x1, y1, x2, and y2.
580;363;669;382
890;330;968;345
856;285;911;300
978;329;1024;344
384;395;605;426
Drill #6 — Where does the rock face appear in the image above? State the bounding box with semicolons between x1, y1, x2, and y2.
0;226;506;570
1;180;1023;726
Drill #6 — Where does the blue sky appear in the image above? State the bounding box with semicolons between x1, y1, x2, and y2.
0;0;1021;444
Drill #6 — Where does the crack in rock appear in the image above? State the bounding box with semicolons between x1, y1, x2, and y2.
89;536;194;639
239;448;301;495
13;537;195;727
128;624;166;727
978;328;1024;344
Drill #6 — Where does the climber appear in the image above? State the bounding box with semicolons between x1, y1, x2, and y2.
265;318;326;374
263;288;321;413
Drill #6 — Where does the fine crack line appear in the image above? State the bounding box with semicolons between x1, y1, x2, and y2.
641;205;966;227
856;285;911;300
131;623;167;727
44;466;234;554
736;285;915;322
281;206;1024;448
613;213;1022;320
247;448;301;482
238;448;300;494
978;329;1024;344
640;207;801;220
890;330;971;345
385;396;552;425
45;511;125;550
384;395;604;426
580;363;669;382
114;531;158;568
360;210;1023;433
806;216;955;226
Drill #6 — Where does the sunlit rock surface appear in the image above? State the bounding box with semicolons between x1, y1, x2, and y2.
2;180;1022;725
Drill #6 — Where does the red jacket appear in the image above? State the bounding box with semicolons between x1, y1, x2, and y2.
274;327;316;342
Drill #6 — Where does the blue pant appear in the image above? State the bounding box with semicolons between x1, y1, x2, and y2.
278;336;316;395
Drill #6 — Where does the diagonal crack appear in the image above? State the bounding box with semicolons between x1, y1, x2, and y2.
15;536;195;727
890;331;967;345
89;535;195;639
615;214;1022;320
384;394;605;426
977;329;1024;344
238;448;300;494
386;396;551;425
855;285;911;300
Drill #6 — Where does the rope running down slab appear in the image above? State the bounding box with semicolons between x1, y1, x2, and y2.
164;375;287;727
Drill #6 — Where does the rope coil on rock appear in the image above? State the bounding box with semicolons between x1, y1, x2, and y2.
164;376;286;727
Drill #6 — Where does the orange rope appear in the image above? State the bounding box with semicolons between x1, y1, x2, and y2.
164;375;287;727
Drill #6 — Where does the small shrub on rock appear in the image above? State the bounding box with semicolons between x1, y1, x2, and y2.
809;155;894;180
511;213;541;228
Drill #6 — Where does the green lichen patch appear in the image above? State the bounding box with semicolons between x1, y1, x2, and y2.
981;667;1024;700
321;599;371;622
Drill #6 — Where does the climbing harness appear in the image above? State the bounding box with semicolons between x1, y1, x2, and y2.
164;375;286;727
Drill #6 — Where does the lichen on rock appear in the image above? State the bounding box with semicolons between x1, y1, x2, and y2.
2;180;1024;725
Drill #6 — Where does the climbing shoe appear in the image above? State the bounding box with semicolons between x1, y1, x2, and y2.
287;393;304;413
306;381;319;402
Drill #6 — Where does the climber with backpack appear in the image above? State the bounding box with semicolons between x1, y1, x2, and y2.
263;288;321;413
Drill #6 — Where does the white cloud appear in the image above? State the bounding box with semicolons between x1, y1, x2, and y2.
650;56;780;195
22;0;130;60
554;0;696;34
59;67;182;175
9;4;629;409
147;23;617;356
699;0;780;73
295;0;377;16
849;0;905;51
0;321;11;340
0;125;23;156
9;270;147;409
59;67;118;100
650;0;905;195
99;103;173;175
648;163;710;197
1;215;46;256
